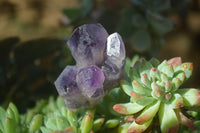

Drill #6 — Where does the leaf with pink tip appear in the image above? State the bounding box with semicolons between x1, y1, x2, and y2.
128;118;153;133
113;103;145;115
135;101;160;124
130;91;155;106
170;93;183;109
158;103;179;133
120;80;133;96
174;63;193;79
158;60;174;78
171;78;181;91
177;88;200;106
150;67;160;82
141;73;151;87
167;57;182;70
151;82;164;99
132;80;151;96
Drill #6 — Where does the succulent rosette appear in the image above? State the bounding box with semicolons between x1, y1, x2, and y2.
55;23;126;110
114;57;200;133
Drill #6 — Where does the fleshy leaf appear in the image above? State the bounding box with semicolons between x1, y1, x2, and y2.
128;118;153;133
141;73;151;88
170;93;183;109
158;60;174;78
129;67;140;81
105;119;120;128
130;91;155;106
92;118;105;132
135;101;160;124
150;67;160;81
167;57;182;70
113;103;145;115
174;63;193;79
118;123;131;133
159;103;179;133
120;80;133;96
132;80;151;96
177;89;200;106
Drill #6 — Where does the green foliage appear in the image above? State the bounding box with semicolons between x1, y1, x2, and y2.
1;57;200;133
114;57;200;133
62;0;188;56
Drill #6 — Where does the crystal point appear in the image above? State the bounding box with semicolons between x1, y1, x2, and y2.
67;23;109;68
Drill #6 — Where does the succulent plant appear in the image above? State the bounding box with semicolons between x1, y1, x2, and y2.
0;102;43;133
113;57;200;133
55;23;126;110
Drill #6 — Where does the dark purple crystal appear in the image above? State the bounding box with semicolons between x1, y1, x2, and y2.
55;24;126;110
67;24;109;68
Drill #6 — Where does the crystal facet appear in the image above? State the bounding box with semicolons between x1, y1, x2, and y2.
67;24;109;68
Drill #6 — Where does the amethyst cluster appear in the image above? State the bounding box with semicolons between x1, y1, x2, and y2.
55;24;126;110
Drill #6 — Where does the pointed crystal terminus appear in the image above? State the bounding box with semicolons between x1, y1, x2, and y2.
67;23;109;68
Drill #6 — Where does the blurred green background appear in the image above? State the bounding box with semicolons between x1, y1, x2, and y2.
0;0;200;112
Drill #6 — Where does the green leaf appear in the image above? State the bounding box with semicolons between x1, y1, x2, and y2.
130;91;155;106
118;123;131;133
113;102;145;115
6;108;16;124
128;118;153;133
135;101;160;124
80;109;95;133
8;103;19;124
25;110;34;124
120;80;133;96
174;63;193;79
56;116;69;130
170;93;183;109
158;60;174;78
67;110;78;128
45;118;57;131
0;107;6;126
132;79;151;96
29;114;43;132
5;117;16;133
105;119;120;128
177;89;200;106
92;118;104;132
159;103;179;133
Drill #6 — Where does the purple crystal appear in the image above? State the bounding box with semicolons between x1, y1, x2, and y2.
67;23;109;68
55;24;126;110
77;66;105;97
54;66;88;109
